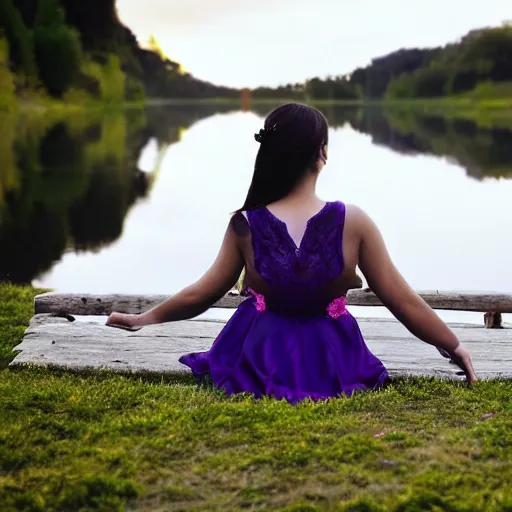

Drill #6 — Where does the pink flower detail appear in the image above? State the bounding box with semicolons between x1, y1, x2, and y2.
327;296;348;319
248;288;266;312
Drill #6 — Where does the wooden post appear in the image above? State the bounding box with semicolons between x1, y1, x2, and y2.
484;312;503;329
241;88;251;111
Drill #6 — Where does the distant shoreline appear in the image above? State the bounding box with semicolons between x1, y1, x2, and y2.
7;96;511;129
142;97;512;107
142;97;512;125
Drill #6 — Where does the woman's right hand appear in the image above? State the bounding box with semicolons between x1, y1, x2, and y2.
447;344;478;385
106;312;143;331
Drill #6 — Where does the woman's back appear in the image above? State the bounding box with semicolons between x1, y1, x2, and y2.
233;200;363;317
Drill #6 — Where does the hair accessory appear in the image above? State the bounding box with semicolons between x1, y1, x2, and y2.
254;123;277;144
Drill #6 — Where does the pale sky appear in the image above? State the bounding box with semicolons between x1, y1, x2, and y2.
117;0;509;88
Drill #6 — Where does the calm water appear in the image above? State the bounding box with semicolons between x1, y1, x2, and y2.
1;104;511;322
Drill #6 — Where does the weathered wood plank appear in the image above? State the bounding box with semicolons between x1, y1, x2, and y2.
34;290;512;316
34;293;243;315
10;314;512;380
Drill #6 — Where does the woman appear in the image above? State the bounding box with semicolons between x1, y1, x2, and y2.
107;103;477;403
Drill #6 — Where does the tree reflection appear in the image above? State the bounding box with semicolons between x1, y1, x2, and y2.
253;105;512;181
0;104;236;284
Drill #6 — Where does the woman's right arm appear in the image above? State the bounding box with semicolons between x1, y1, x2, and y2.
353;206;478;384
106;217;244;329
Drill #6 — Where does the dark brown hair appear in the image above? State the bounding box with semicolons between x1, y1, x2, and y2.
238;103;328;211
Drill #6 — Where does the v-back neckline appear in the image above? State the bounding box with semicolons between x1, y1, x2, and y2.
264;202;332;252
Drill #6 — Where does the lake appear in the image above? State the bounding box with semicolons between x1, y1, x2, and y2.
1;103;511;323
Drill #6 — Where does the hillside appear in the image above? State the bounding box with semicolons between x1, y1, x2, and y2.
383;25;512;99
0;0;239;106
252;24;512;102
2;3;511;106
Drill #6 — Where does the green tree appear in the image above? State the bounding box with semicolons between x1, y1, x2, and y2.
33;0;82;96
385;73;414;99
305;77;329;99
0;37;15;107
0;0;37;84
411;67;448;97
331;77;360;100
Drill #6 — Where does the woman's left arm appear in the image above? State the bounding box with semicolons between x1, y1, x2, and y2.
106;219;244;329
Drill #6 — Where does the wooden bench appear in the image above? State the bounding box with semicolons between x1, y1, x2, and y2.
10;290;512;379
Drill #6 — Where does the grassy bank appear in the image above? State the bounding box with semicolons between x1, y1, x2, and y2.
1;283;512;511
4;94;512;126
152;95;512;108
142;96;512;128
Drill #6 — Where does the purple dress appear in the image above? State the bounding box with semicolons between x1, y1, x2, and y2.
180;201;389;403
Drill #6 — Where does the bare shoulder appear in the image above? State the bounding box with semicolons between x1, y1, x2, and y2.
344;204;374;231
345;203;367;219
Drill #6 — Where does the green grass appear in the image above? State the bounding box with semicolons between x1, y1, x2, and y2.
0;284;44;369
1;283;512;511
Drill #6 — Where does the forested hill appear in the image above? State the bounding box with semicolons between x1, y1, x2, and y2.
0;0;239;103
2;2;510;105
354;25;512;99
253;24;512;102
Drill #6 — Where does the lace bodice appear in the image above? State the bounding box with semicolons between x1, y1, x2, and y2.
232;201;360;317
247;202;345;288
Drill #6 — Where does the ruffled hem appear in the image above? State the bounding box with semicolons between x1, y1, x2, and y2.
179;300;389;405
180;357;390;404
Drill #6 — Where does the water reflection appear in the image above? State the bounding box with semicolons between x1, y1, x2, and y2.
348;108;512;181
251;104;512;181
0;103;511;288
1;110;147;283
